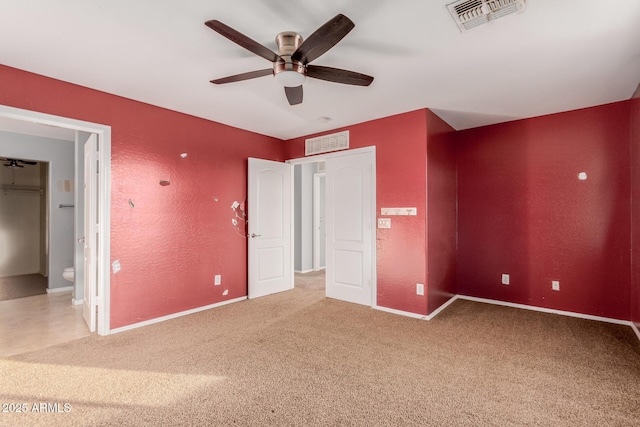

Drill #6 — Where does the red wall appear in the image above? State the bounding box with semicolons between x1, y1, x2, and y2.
0;64;284;329
425;111;457;314
631;96;640;329
285;111;429;315
456;102;631;320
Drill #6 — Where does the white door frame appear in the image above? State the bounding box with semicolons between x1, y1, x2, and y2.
0;104;112;335
287;146;377;307
312;172;326;271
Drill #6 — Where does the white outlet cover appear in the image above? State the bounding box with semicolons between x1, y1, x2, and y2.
416;283;425;296
552;280;560;291
501;274;509;285
377;218;391;229
214;275;222;285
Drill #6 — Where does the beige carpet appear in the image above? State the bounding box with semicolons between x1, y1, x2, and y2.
1;272;639;426
0;274;47;302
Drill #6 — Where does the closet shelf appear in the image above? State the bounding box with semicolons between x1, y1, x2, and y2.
0;184;44;195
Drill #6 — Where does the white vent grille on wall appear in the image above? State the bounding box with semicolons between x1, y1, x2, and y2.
447;0;527;32
305;131;349;156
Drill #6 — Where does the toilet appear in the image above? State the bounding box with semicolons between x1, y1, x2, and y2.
63;266;75;283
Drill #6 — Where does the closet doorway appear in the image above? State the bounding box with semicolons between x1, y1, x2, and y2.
0;157;49;301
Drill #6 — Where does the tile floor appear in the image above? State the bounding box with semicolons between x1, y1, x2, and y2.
0;291;90;357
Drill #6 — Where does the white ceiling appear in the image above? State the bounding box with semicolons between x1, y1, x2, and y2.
0;0;639;140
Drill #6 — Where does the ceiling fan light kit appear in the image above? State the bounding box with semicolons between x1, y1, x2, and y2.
273;32;306;87
205;14;374;105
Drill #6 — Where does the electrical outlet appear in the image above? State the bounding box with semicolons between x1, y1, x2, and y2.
214;275;221;285
377;218;391;229
552;280;560;291
416;283;424;296
501;274;510;285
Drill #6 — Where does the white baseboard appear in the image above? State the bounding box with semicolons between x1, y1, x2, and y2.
374;305;427;320
46;286;73;294
109;296;247;335
425;295;460;320
374;295;640;344
72;298;83;306
457;295;632;326
374;295;459;321
295;269;315;274
632;322;640;342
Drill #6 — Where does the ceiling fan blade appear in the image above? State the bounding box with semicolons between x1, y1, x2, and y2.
211;69;273;84
205;20;281;63
291;14;355;64
306;65;374;86
285;86;303;105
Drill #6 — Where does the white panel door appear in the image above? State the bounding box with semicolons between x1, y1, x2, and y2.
326;151;374;306
248;158;293;299
83;134;98;332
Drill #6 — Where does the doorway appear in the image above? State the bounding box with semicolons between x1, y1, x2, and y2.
0;105;111;335
0;157;49;301
248;146;376;307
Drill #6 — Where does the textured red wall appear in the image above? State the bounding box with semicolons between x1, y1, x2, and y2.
285;110;429;315
425;111;457;314
456;102;631;320
631;96;640;329
0;64;284;329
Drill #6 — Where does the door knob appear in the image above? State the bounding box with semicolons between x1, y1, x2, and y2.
77;237;85;243
250;233;262;238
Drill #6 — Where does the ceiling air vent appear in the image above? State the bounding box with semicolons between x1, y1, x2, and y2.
447;0;527;32
305;131;349;156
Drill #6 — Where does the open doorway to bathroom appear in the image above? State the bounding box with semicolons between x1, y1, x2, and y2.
0;156;49;302
0;105;111;354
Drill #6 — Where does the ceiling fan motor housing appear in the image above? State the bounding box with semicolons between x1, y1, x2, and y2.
274;32;306;87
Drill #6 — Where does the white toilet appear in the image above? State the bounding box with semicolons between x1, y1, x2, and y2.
63;266;75;283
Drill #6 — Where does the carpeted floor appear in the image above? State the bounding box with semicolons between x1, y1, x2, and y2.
0;274;47;302
1;271;639;426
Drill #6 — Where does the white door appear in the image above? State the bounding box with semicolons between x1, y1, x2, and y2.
83;134;98;332
248;158;293;299
325;151;375;306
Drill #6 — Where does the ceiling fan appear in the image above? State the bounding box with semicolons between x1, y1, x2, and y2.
1;158;38;168
205;14;374;105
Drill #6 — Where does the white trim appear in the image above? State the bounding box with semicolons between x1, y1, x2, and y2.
632;322;640;342
295;269;315;274
312;172;326;271
72;298;83;306
286;146;376;166
47;286;74;293
0;105;111;336
374;305;427;320
110;296;247;334
425;295;460;320
373;295;459;321
458;295;632;326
